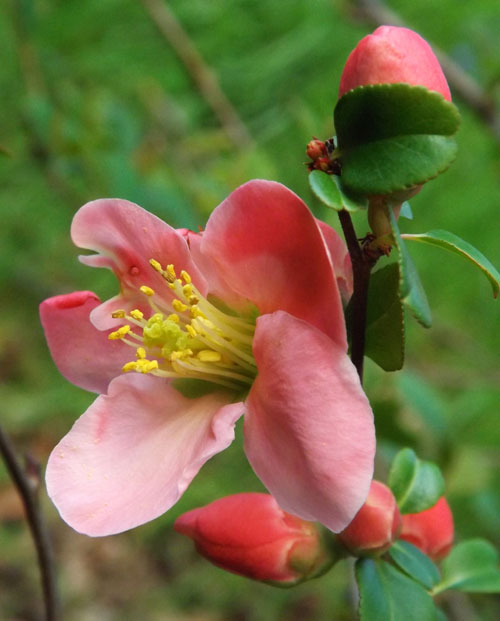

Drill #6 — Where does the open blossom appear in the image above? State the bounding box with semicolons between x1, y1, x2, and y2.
175;493;333;585
40;180;375;537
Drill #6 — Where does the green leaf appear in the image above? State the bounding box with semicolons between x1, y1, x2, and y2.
334;84;460;195
388;448;445;514
435;539;500;594
308;169;367;212
335;84;460;148
356;558;438;621
389;541;441;590
365;263;405;371
399;202;413;220
340;135;457;196
397;372;448;439
402;229;500;298
389;207;432;328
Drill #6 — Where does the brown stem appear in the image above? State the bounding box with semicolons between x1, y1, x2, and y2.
338;210;372;382
139;0;253;150
0;425;59;621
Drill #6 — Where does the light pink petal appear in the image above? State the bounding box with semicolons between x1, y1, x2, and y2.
186;229;248;311
200;180;347;348
315;219;353;303
71;199;208;329
39;291;133;394
46;374;244;536
244;311;375;533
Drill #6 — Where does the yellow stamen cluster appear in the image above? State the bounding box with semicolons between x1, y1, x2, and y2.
107;260;257;390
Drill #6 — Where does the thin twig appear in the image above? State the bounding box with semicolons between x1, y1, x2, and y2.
347;0;500;145
338;210;372;382
139;0;253;150
0;424;59;621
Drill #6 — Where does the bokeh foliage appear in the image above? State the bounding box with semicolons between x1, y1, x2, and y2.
0;0;499;619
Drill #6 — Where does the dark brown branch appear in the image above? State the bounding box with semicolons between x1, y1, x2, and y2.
140;0;253;150
348;0;500;145
0;425;59;621
338;210;372;382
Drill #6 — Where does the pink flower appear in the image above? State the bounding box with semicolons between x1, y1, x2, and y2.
175;492;333;585
399;497;454;560
338;480;401;557
40;180;375;536
339;26;451;101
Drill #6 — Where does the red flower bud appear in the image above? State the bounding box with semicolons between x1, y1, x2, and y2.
306;139;327;161
338;480;401;557
339;26;451;101
174;493;331;585
399;497;454;561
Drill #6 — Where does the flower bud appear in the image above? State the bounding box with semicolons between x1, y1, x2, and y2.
306;139;327;161
338;480;401;557
399;497;454;560
339;26;451;101
174;493;333;585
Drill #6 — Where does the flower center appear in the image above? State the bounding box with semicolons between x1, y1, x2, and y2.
108;260;257;390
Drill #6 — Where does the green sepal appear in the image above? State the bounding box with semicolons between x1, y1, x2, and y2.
356;558;439;621
334;84;460;195
308;169;367;212
365;263;405;371
402;229;500;298
389;541;441;590
434;539;500;594
389;207;432;328
388;448;445;514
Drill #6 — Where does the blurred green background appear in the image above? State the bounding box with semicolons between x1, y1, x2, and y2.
1;0;499;619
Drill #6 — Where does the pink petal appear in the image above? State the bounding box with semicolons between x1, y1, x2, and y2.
244;311;375;532
315;219;353;302
200;180;347;348
46;374;244;536
71;199;208;330
39;291;132;394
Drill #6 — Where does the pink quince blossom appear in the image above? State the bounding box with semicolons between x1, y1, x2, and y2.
40;180;375;537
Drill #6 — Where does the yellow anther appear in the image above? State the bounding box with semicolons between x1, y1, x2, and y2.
190;305;206;319
188;295;199;305
170;349;193;361
109;325;131;340
130;309;144;320
136;347;146;359
149;258;163;272
140;285;155;297
164;264;176;282
168;282;176;290
173;299;188;313
180;270;192;284
183;284;194;297
197;350;222;362
122;361;138;372
186;324;197;337
167;313;180;323
111;309;126;318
